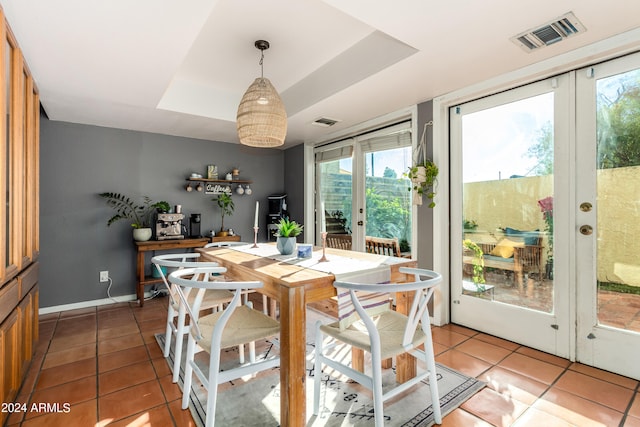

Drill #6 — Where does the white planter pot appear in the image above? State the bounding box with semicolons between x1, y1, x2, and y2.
133;228;152;242
411;165;427;183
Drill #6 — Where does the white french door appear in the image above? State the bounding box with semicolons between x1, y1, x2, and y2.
315;122;414;254
450;52;640;378
575;53;640;379
450;75;572;358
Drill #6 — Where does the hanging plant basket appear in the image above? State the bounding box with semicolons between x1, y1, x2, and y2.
405;121;438;207
407;160;438;207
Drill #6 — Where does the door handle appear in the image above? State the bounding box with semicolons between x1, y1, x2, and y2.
357;220;363;226
580;225;593;235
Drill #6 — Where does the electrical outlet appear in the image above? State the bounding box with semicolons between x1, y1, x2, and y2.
99;271;109;283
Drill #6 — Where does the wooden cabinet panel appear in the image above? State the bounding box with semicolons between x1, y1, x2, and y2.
0;279;19;324
17;261;38;299
0;310;20;425
18;288;34;374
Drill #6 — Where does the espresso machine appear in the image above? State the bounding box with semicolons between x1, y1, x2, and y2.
267;194;287;241
155;212;185;240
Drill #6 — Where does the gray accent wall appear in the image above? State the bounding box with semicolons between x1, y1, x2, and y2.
40;117;285;308
416;100;436;269
283;143;305;241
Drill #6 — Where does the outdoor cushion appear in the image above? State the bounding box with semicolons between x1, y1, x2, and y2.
490;237;524;258
505;227;539;246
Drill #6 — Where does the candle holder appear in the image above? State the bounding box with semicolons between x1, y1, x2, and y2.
319;231;328;262
252;226;259;248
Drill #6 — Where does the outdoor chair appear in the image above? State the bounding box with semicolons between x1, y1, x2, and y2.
365;236;402;257
313;267;443;427
170;267;280;427
325;233;352;250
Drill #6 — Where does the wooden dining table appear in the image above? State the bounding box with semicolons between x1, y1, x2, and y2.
197;243;418;427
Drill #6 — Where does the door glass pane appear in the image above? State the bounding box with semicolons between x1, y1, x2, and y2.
318;158;352;241
596;68;640;332
364;146;412;256
462;93;554;312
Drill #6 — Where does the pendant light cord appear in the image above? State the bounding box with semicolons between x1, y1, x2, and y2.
259;50;264;78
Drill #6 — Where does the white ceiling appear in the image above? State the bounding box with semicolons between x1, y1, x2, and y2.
2;0;640;148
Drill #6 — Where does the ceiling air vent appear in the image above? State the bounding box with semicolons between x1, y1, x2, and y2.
312;117;340;127
511;12;586;52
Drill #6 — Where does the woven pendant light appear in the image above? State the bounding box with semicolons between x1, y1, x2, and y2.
237;40;287;147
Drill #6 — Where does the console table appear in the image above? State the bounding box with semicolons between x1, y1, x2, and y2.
134;236;242;306
134;238;209;306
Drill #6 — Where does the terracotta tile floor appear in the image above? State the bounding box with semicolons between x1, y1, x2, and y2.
7;295;640;427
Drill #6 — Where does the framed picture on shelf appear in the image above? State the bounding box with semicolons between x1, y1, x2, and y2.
207;165;218;179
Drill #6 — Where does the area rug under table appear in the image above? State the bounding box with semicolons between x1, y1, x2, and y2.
156;310;484;427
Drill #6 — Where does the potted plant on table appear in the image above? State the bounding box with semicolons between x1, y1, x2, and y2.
213;192;235;237
275;218;303;255
99;192;170;241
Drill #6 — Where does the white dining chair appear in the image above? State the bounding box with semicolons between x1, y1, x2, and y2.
203;241;273;317
313;267;443;427
151;253;232;383
170;267;280;427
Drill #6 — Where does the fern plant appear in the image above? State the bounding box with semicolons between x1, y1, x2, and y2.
99;192;170;228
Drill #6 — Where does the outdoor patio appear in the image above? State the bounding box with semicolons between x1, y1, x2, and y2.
466;270;640;333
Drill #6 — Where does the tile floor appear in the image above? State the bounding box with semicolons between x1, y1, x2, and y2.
6;295;640;427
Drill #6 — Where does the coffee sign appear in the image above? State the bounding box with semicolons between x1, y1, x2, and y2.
205;183;232;195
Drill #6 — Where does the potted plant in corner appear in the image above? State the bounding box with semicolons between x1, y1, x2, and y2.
275;218;303;255
99;192;170;241
213;192;234;237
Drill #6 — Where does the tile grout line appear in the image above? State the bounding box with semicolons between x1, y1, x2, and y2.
618;380;640;426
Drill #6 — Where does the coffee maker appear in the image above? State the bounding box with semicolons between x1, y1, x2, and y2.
189;213;202;238
155;213;185;240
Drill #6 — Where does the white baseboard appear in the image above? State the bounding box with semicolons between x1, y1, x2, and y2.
38;291;161;315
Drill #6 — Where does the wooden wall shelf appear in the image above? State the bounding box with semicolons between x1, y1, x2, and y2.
185;177;253;194
186;178;252;184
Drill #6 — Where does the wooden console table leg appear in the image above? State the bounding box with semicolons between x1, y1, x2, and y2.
137;251;145;307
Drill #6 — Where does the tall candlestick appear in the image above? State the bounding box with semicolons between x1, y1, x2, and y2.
320;202;326;233
252;226;259;248
319;231;328;262
254;201;259;228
